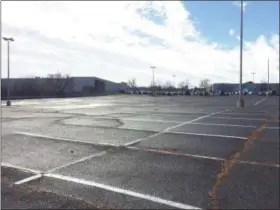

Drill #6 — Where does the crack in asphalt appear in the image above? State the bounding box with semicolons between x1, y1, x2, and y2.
54;116;125;129
208;113;276;209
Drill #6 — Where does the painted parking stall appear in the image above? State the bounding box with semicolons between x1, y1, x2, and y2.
1;95;279;209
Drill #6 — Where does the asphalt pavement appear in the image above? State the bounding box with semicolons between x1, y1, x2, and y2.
1;95;279;209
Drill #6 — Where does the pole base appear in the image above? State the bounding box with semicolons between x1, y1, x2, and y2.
6;100;11;106
237;99;244;108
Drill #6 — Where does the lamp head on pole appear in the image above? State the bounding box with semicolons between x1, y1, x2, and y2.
2;37;14;42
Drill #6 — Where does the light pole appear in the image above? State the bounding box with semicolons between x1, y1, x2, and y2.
3;37;15;106
237;0;244;108
251;72;255;83
173;74;176;89
151;66;156;95
267;58;270;93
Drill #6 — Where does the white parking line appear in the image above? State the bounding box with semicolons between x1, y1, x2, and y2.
124;109;233;147
127;147;280;168
4;151;107;185
189;122;256;128
93;115;279;124
45;151;107;174
128;146;225;161
121;118;182;123
15;132;119;147
91;116;182;124
207;116;274;121
1;162;42;174
14;126;247;148
109;112;216;118
45;173;201;210
2;162;201;209
218;112;269;116
253;98;267;106
169;131;247;139
15;174;43;185
266;126;280;130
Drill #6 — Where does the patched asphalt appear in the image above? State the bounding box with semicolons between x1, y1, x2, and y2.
169;123;254;137
1;95;279;209
1;167;99;209
218;163;279;209
53;149;221;208
132;133;246;158
2;134;104;171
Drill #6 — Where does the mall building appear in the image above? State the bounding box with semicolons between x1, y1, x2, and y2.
212;82;279;95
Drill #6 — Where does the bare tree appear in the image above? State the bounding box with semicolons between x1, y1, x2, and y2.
149;80;163;91
155;80;163;88
178;81;185;89
45;71;73;96
127;78;137;88
178;79;190;90
199;79;211;89
184;79;190;89
163;81;174;91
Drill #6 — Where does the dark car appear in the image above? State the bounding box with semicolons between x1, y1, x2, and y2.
218;90;225;96
185;91;190;96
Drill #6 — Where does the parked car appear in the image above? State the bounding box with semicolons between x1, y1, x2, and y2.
258;91;265;96
218;90;225;96
265;90;277;96
185;91;190;96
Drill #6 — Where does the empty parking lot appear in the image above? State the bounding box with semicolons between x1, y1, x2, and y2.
1;95;279;209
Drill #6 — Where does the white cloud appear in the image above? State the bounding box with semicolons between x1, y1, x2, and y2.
229;29;235;37
1;1;279;86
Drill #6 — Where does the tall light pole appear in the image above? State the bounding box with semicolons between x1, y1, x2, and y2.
251;72;255;83
151;66;156;95
3;37;15;106
237;0;244;108
267;58;270;93
173;74;176;89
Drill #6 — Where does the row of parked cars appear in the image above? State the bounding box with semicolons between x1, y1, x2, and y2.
124;90;188;96
215;90;278;96
123;90;212;96
215;91;247;96
123;89;278;96
258;90;277;96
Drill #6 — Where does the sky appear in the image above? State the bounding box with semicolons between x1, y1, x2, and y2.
1;1;279;87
